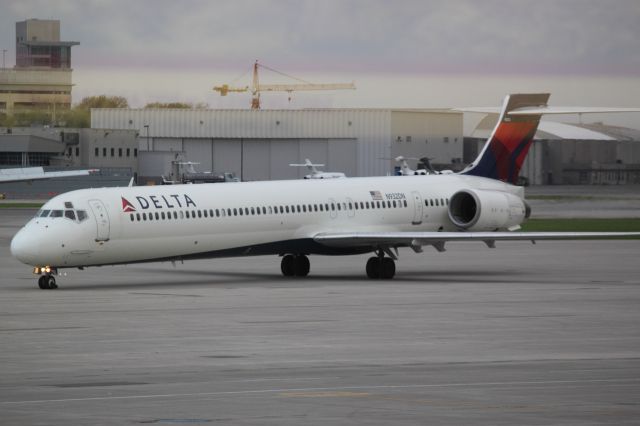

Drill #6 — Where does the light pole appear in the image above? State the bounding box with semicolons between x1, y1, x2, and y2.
143;125;150;151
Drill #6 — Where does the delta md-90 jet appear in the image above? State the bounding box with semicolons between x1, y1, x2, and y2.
10;93;640;289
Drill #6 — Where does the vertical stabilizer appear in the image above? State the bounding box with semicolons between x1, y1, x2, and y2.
461;93;550;184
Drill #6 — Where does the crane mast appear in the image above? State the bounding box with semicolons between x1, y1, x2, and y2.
213;60;355;109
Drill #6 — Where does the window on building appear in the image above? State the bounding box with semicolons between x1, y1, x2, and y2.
134;148;138;157
95;147;99;157
67;147;72;156
110;148;115;157
118;148;122;157
406;136;412;143
75;147;80;157
126;148;130;157
103;147;107;157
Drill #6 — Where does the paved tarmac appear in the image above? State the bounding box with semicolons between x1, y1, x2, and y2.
1;208;640;425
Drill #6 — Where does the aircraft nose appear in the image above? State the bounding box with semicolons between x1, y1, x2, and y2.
10;228;40;265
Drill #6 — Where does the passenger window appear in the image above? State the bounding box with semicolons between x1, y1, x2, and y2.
393;200;397;208
193;210;197;218
302;205;307;213
337;204;341;211
262;207;267;215
173;211;178;219
319;204;323;212
130;214;134;222
251;207;255;215
143;213;147;220
244;208;249;215
179;211;184;219
233;208;237;216
198;210;202;218
161;212;166;220
203;210;208;218
285;206;290;213
185;211;190;219
376;201;381;209
135;213;141;221
64;210;76;220
155;212;160;220
403;200;408;207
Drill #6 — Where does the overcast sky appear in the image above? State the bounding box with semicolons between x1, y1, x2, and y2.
3;0;640;74
2;0;640;126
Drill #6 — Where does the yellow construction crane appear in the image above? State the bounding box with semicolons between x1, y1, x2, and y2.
214;60;355;109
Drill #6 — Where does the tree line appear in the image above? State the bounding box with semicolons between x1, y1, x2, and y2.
0;96;209;128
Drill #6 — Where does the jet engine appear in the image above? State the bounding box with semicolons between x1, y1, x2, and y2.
448;189;530;231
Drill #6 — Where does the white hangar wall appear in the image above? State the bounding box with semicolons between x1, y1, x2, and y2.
91;108;462;180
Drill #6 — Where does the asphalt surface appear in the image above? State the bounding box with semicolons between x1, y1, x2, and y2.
1;208;640;425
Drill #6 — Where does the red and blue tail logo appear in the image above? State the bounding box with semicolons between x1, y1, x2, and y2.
462;93;549;184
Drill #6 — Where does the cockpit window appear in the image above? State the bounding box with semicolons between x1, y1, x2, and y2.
64;210;76;221
39;209;51;217
77;210;88;222
50;210;63;218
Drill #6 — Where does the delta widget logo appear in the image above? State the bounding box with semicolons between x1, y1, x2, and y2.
121;197;136;212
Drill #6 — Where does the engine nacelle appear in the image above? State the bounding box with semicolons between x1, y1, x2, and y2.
448;189;529;231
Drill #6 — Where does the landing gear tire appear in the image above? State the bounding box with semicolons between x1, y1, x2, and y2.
366;257;380;279
38;275;58;290
293;255;310;277
381;257;395;279
366;256;395;280
281;254;310;277
281;254;295;277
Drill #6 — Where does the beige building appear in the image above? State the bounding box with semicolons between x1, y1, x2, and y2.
0;19;78;117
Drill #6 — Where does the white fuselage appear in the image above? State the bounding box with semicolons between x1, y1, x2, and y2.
10;174;523;269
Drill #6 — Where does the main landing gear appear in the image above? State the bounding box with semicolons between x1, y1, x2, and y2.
366;251;396;279
281;254;310;277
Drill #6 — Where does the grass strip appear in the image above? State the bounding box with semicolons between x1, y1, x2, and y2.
522;218;640;232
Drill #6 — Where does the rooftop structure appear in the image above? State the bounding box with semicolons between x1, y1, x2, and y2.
15;19;79;69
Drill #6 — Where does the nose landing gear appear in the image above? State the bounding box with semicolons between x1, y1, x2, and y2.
37;275;58;290
34;266;58;290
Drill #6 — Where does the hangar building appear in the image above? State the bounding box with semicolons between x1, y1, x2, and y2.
91;108;464;182
465;114;640;185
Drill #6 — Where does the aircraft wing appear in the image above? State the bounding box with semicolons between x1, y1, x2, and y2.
0;167;98;184
314;231;640;251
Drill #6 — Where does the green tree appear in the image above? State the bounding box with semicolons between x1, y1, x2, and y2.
144;102;209;109
77;95;129;109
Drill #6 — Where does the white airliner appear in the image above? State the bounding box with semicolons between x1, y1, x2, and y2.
10;93;640;289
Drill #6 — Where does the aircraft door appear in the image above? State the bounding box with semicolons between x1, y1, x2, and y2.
328;198;338;219
411;191;423;225
346;197;355;218
88;199;110;241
